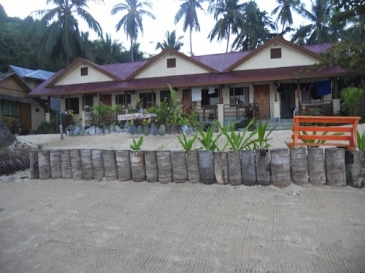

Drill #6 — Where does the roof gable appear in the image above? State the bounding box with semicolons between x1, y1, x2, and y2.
47;58;122;87
225;36;321;72
127;48;218;80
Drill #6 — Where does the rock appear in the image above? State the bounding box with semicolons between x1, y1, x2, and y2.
159;124;166;136
136;125;143;135
182;124;189;135
150;122;158;135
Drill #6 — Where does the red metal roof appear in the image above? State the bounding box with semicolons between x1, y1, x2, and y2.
28;65;360;97
27;38;362;98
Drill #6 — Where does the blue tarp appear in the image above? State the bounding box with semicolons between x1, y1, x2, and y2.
315;80;331;96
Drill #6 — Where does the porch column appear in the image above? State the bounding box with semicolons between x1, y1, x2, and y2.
217;104;224;131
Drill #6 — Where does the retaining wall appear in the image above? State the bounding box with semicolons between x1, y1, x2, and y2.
29;147;365;188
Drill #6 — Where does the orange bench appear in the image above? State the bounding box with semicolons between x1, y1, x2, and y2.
286;116;361;150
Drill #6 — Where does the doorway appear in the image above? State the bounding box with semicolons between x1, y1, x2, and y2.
254;85;270;119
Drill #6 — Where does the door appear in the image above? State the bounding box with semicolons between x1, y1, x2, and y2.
182;89;193;113
254;85;270;119
100;94;112;106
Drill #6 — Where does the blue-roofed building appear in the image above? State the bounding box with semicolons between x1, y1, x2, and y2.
0;65;56;134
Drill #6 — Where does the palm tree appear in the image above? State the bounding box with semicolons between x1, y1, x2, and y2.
34;0;103;67
271;0;304;31
94;34;126;64
111;0;155;62
156;30;184;51
232;1;276;51
207;0;246;53
174;0;206;56
291;0;339;45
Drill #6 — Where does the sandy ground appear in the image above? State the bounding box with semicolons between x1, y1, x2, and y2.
0;125;363;272
15;123;365;151
0;177;365;272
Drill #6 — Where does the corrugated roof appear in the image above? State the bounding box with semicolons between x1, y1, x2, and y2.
9;65;54;81
101;61;147;80
302;44;332;54
193;51;251;72
27;65;358;97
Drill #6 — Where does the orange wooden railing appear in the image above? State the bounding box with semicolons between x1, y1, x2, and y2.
286;116;361;150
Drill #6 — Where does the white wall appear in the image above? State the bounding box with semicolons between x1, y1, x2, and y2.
135;53;210;79
234;42;319;71
55;65;114;86
31;104;45;131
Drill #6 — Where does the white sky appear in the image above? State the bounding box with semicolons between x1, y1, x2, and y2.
1;0;311;56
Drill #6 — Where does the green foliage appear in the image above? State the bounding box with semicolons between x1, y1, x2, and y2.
356;130;365;150
300;130;344;145
177;134;198;151
156;30;184;51
251;121;276;150
130;137;144;150
340;87;363;116
196;122;223;151
36;121;55;134
219;119;257;151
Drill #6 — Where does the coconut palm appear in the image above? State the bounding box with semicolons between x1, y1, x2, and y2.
111;0;155;62
271;0;304;31
207;0;246;53
34;0;104;67
94;33;126;64
232;1;276;51
174;0;206;56
291;0;340;45
156;30;184;51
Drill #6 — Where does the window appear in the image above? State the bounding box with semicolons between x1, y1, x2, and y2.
81;67;88;76
65;98;80;114
160;90;171;104
84;95;94;108
2;100;19;116
201;88;218;106
271;48;282;59
230;87;249;105
167;58;176;68
139;93;156;108
115;94;131;107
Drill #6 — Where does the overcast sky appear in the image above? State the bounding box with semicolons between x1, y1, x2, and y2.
1;0;311;56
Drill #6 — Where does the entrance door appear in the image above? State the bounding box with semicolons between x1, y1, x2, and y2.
100;94;112;106
254;85;270;119
182;89;193;113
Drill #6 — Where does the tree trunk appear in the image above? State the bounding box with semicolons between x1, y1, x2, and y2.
213;151;228;185
172;151;187;183
70;149;82;180
38;150;51;180
307;148;326;185
256;149;270;186
92;149;104;181
130;150;145;182
61;150;72;179
50;149;62;179
116;150;131;181
80;149;94;180
241;150;256;186
186;150;200;183
157;150;172;184
228;151;241;185
145;150;158;183
103;150;117;181
290;147;309;185
271;148;291;188
346;150;365;188
30;151;39;179
199;150;214;185
326;148;346;187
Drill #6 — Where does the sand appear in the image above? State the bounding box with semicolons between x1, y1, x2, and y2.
15;123;365;151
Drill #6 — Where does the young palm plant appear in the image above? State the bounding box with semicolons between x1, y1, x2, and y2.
130;136;144;150
219;119;257;151
178;134;198;151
